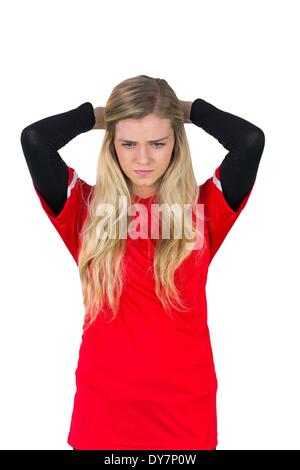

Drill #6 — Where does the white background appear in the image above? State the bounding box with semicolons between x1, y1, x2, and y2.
1;0;299;450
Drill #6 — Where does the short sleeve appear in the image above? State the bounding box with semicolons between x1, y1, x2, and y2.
32;164;92;265
199;163;255;263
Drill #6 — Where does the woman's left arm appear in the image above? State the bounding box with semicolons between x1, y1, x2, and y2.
180;99;265;211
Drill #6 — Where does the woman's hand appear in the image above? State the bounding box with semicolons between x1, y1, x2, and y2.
92;106;106;129
180;100;193;124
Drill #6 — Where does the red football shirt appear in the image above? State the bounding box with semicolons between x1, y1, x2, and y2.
33;163;254;450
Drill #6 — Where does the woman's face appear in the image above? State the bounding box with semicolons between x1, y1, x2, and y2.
114;113;175;198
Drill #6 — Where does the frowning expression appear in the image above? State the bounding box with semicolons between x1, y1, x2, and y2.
114;113;175;198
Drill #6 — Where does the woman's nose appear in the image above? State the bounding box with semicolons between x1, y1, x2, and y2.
136;149;151;163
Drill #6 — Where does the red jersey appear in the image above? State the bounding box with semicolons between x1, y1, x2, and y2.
33;163;254;450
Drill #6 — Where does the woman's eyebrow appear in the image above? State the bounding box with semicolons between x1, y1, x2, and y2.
119;136;169;143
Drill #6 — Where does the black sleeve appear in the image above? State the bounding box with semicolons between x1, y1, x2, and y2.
190;98;265;211
20;102;96;216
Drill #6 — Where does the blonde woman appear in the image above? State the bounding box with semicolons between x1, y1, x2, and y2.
20;75;265;451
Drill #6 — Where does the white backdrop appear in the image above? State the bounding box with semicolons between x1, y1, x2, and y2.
1;0;299;450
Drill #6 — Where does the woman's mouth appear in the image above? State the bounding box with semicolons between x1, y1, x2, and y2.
134;170;154;176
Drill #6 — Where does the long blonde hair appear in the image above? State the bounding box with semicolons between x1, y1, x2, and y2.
78;75;206;330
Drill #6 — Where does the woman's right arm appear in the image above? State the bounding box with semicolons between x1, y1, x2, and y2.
20;102;96;216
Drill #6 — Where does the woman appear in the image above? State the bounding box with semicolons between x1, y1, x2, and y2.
20;75;265;450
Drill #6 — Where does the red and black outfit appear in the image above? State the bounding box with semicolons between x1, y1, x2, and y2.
20;98;265;450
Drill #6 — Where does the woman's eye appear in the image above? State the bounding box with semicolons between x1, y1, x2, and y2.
121;143;134;149
121;143;165;149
